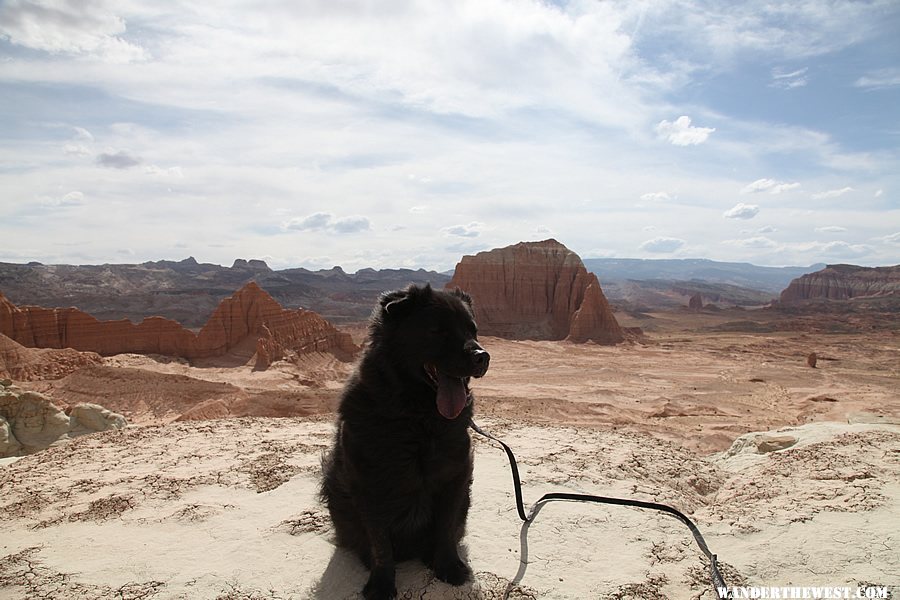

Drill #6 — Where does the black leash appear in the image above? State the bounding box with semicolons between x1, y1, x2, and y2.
470;420;727;599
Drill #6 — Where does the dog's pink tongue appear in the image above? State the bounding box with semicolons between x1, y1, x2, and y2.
435;372;468;419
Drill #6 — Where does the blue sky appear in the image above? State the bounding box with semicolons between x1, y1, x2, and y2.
1;0;898;271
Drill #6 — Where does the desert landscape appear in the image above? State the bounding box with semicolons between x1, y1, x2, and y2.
1;241;898;599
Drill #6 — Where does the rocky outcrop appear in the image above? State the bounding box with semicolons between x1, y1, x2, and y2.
688;293;704;311
779;264;900;304
231;258;271;271
0;283;359;366
0;333;102;381
68;403;128;436
0;386;70;455
447;240;624;344
567;277;624;343
0;380;127;457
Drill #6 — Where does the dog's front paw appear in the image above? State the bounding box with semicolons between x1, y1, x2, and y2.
363;568;397;600
433;557;472;586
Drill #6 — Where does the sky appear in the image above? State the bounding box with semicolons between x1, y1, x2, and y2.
1;0;899;272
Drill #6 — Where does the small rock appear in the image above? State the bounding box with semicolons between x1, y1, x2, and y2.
757;435;798;453
723;432;799;457
807;352;817;368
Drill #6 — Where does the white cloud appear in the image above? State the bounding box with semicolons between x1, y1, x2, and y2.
284;212;370;234
655;116;715;146
0;0;145;63
757;225;777;234
880;232;900;246
640;191;673;202
818;241;872;259
145;165;184;178
40;190;84;208
96;150;141;169
725;236;779;249
639;237;685;253
815;226;847;233
874;189;883;198
72;126;94;141
443;222;484;238
723;203;760;220
285;212;333;231
330;215;370;234
646;1;886;62
61;191;84;206
811;187;854;200
854;68;900;90
741;178;800;194
63;143;92;157
770;67;808;89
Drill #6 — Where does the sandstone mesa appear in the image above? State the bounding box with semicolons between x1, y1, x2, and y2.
448;239;624;344
779;264;900;304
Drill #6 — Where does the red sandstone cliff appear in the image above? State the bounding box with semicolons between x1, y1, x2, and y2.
447;240;624;344
779;264;900;304
0;283;358;366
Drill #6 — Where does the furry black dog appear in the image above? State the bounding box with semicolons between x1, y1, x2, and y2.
320;284;489;600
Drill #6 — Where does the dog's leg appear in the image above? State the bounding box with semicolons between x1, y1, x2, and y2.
429;479;472;586
361;522;397;600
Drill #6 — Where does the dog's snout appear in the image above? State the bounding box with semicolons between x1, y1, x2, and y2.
470;348;490;376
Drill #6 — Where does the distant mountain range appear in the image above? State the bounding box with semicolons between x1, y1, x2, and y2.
0;257;450;326
577;258;828;310
0;256;838;325
583;258;825;294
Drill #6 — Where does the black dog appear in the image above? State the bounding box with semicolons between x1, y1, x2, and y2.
320;283;490;600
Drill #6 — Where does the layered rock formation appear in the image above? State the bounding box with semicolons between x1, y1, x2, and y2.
0;257;450;326
0;333;102;381
0;283;358;366
0;380;126;457
688;292;704;311
447;240;624;344
779;264;900;304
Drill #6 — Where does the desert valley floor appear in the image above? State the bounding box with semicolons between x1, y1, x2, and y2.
2;310;898;599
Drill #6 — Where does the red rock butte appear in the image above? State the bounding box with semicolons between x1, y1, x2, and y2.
0;282;359;367
447;239;624;344
779;264;900;304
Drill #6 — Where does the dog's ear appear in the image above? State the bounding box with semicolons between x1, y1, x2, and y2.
451;287;472;307
379;289;409;316
380;284;433;317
